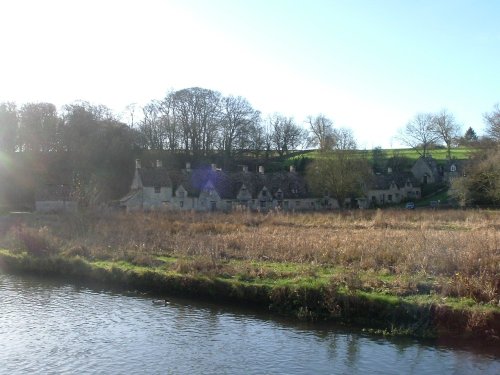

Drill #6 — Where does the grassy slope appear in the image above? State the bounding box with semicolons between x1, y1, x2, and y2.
287;147;475;163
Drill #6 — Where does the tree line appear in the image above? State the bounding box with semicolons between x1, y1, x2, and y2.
0;88;499;208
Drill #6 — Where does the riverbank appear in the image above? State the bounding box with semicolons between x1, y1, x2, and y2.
0;210;499;340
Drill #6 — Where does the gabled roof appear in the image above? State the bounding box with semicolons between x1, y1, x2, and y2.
133;166;308;199
412;156;439;173
229;170;308;199
370;172;417;190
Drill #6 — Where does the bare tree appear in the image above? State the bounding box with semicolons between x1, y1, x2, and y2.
158;93;181;152
398;113;439;158
306;114;335;151
139;101;166;150
124;103;137;128
432;109;460;159
219;95;260;158
171;87;221;158
333;127;356;150
269;114;305;156
484;104;500;142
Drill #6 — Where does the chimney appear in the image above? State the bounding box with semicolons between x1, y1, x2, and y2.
135;159;141;169
258;166;265;174
242;165;248;173
388;167;392;174
289;165;296;173
156;160;162;168
185;162;191;171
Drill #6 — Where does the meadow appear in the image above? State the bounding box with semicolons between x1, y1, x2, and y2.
2;209;498;307
288;147;476;164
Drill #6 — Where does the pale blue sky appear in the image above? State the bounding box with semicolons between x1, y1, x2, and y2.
0;0;498;148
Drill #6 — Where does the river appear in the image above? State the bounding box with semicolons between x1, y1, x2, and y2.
0;273;498;374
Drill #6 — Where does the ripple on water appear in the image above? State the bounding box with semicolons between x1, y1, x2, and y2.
0;273;499;374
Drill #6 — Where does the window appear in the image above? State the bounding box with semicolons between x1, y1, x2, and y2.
179;201;184;208
178;191;185;198
210;201;216;211
154;186;161;193
296;200;300;207
450;165;457;172
388;194;393;202
260;200;266;208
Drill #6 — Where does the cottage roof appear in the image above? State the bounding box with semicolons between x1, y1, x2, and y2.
168;167;309;200
444;159;465;172
371;172;417;190
229;170;309;199
412;156;440;174
138;167;172;187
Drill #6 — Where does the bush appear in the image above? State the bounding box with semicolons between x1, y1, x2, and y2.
13;225;59;257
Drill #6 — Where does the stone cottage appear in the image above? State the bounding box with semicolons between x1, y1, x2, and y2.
411;156;443;184
120;161;331;212
365;173;421;206
120;159;173;211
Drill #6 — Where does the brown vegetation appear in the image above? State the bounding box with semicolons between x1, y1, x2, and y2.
1;209;499;305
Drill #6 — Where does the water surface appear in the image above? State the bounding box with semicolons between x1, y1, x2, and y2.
0;273;498;374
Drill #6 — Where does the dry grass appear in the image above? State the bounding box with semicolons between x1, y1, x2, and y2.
1;209;499;304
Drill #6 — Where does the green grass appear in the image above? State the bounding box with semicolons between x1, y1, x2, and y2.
1;249;499;339
287;147;475;164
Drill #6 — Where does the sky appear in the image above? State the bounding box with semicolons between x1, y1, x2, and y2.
0;0;499;149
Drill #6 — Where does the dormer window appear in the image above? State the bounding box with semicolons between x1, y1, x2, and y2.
178;191;185;198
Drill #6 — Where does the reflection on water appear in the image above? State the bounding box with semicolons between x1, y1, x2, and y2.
0;273;498;374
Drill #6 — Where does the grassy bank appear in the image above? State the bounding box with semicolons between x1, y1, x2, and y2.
0;210;499;339
288;147;475;164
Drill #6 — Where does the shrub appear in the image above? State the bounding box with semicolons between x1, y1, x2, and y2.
13;225;59;257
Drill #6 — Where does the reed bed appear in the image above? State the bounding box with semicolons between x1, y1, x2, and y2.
2;209;499;305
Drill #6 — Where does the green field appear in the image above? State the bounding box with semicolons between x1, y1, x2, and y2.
287;147;475;164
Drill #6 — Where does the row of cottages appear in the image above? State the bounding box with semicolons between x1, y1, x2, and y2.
33;155;462;213
411;156;464;185
365;172;421;206
119;160;339;212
